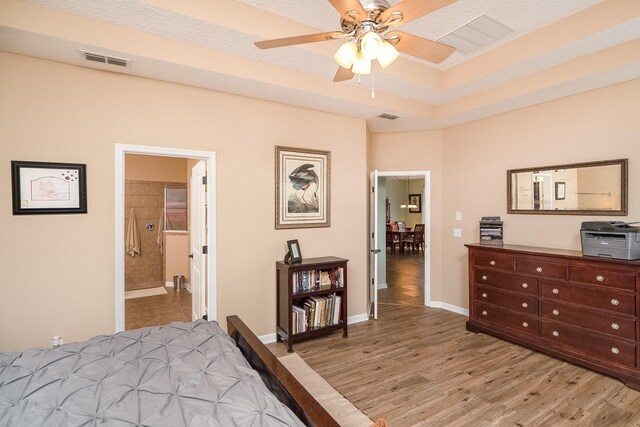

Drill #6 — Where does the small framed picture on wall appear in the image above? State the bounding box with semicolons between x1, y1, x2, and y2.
409;194;422;213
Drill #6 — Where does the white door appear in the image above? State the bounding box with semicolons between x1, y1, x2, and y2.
190;160;206;320
369;170;380;320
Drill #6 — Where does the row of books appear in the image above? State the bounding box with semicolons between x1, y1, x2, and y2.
292;267;345;294
291;294;342;334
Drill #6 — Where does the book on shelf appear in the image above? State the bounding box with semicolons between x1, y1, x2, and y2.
292;267;345;294
293;293;342;333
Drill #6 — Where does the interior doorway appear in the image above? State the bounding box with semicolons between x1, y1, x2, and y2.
115;144;217;332
369;171;430;319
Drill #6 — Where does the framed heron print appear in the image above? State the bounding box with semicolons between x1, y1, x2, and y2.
275;146;330;229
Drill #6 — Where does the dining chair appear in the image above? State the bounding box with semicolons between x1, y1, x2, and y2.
402;223;425;253
386;225;399;253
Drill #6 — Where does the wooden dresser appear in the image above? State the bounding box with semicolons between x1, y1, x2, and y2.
466;243;640;390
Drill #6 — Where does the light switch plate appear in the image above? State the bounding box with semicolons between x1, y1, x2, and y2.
453;228;462;237
455;211;462;221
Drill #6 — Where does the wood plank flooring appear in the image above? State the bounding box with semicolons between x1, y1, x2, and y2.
378;250;424;306
268;304;640;426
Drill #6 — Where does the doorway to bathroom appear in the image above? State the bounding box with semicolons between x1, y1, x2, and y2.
114;144;216;332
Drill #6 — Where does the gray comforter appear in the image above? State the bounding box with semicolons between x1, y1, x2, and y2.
0;320;305;426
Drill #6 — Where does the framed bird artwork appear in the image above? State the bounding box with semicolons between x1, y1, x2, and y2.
275;146;330;229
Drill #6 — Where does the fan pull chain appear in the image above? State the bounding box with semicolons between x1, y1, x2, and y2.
371;67;375;99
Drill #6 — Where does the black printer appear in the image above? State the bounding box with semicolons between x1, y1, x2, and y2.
580;221;640;260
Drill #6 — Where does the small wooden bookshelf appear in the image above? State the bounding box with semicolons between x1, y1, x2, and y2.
276;256;348;352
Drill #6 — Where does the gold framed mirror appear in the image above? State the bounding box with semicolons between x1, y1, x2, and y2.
507;159;628;215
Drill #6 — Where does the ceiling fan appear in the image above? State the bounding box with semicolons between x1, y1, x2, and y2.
254;0;458;82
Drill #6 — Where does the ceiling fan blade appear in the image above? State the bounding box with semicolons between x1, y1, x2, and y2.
327;0;367;22
380;0;457;26
333;66;354;82
255;31;347;49
388;31;455;64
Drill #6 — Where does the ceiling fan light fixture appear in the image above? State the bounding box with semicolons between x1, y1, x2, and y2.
377;41;400;69
360;31;383;60
334;41;358;69
351;53;371;75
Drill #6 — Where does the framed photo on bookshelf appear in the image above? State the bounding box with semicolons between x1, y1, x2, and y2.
286;239;302;263
275;146;330;229
11;160;87;215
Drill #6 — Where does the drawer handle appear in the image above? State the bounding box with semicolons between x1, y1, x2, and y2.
552;288;559;295
482;275;488;281
522;283;528;289
522;302;528;308
611;347;620;355
611;323;620;330
552;309;559;316
552;331;559;337
482;310;488;316
611;299;619;306
522;322;528;328
596;275;605;282
481;293;488;298
536;267;543;273
490;260;496;266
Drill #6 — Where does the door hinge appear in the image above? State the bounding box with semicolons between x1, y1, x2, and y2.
372;186;374;193
371;278;374;285
202;245;208;254
371;232;374;239
202;176;207;185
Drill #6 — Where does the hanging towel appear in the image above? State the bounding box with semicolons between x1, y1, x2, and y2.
126;208;141;257
157;208;165;254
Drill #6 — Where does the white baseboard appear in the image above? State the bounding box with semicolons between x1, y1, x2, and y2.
429;301;469;317
377;282;388;290
184;283;192;293
347;313;369;325
165;281;173;288
259;333;278;344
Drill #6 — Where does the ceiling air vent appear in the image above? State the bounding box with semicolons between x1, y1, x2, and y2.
79;50;130;68
439;15;514;54
377;113;400;120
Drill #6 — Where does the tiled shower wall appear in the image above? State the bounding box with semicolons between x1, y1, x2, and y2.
124;180;186;290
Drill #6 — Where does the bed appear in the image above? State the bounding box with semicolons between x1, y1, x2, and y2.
0;316;339;426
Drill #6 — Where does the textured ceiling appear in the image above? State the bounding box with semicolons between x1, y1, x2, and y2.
0;0;638;132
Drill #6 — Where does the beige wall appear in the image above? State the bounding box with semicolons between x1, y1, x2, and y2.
0;52;368;351
164;232;189;284
125;154;188;183
370;79;640;310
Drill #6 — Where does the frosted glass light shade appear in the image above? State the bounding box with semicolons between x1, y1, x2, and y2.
333;41;358;69
361;31;383;60
377;41;400;69
351;53;371;75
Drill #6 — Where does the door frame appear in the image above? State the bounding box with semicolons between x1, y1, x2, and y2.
370;170;431;310
114;144;217;332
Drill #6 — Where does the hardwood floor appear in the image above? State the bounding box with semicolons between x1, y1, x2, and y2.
378;250;424;306
268;304;640;426
125;288;192;330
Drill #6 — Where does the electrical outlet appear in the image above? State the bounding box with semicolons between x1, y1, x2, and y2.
455;211;462;221
453;228;462;237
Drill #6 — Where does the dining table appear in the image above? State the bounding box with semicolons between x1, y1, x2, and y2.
389;228;413;254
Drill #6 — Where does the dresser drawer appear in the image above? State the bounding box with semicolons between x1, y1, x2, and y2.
475;285;538;316
515;258;566;280
541;321;636;368
474;302;538;337
475;268;538;295
568;267;636;291
541;281;635;316
540;300;635;340
474;253;513;272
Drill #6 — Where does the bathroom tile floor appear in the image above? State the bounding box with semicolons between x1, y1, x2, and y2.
125;287;192;330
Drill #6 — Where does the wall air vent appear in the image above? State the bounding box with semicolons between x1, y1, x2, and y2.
79;50;130;68
377;113;400;120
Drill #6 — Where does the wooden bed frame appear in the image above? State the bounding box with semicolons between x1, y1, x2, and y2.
227;315;340;427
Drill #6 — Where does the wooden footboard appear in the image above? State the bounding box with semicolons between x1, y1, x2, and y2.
227;315;339;427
